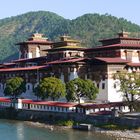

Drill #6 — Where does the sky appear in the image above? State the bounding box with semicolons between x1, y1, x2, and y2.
0;0;140;25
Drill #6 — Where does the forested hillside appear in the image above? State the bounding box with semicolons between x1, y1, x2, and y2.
0;11;140;62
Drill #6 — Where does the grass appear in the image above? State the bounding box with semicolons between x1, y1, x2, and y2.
94;123;137;130
56;120;74;127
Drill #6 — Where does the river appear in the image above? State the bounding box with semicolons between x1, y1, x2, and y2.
0;119;113;140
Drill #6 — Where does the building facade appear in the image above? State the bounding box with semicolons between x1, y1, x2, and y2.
0;32;140;102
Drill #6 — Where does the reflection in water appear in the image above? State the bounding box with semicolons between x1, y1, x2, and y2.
0;120;112;140
16;123;24;140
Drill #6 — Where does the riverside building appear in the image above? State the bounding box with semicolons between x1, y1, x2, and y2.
0;32;139;103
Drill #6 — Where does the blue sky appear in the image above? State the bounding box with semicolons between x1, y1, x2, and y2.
0;0;140;25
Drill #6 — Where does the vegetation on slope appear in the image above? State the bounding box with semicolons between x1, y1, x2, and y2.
0;11;140;62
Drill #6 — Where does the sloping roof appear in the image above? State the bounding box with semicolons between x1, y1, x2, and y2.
83;43;140;51
43;46;84;52
0;98;77;108
22;100;77;107
47;58;88;65
77;102;125;109
94;57;128;64
13;56;47;63
99;37;140;42
0;65;49;72
127;63;140;67
0;97;11;102
55;46;83;49
16;40;52;45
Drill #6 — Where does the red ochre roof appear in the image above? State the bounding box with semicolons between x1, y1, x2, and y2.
94;57;128;64
47;58;88;65
0;97;125;108
0;97;11;102
83;43;140;51
0;58;87;72
99;37;140;42
43;47;83;52
16;40;52;45
127;63;140;67
77;102;124;109
0;65;49;72
22;100;77;107
13;56;47;63
0;98;77;107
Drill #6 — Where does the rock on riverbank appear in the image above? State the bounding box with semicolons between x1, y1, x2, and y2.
93;127;140;140
24;121;72;131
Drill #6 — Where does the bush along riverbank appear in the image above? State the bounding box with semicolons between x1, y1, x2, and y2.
0;108;140;139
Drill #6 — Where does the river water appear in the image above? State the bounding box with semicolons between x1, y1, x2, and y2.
0;119;113;140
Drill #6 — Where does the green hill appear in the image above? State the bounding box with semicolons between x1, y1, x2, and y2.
0;11;140;62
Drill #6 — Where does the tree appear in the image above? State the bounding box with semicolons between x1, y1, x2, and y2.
66;78;98;103
114;72;140;111
35;77;66;101
84;79;99;100
4;77;26;99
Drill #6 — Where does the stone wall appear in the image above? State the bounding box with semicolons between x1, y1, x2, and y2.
114;117;140;127
16;110;111;125
1;108;140;127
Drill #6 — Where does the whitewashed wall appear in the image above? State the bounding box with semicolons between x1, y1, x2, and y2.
69;68;78;81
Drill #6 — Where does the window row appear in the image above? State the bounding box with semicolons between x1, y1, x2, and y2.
22;103;70;112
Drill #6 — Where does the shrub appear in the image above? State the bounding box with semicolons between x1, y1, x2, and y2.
57;120;74;126
95;123;134;130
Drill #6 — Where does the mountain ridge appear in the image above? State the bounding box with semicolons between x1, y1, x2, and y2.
0;11;140;62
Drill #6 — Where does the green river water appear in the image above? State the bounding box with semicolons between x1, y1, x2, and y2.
0;119;113;140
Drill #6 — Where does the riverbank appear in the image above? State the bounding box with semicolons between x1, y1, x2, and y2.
0;119;110;140
24;121;72;130
0;108;140;139
94;129;140;140
24;121;140;140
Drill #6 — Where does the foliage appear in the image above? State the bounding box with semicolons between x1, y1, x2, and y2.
133;101;140;111
66;78;85;103
114;72;140;111
0;11;140;62
95;123;135;130
34;77;66;100
84;79;99;100
66;78;98;103
56;120;74;126
98;124;121;130
4;77;26;98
